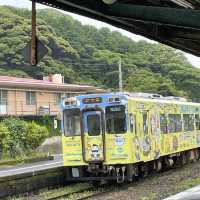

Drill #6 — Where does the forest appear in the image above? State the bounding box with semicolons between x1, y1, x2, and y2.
0;6;200;101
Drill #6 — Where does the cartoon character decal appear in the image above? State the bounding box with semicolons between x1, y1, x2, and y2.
151;112;161;158
90;144;100;160
143;136;151;156
115;135;125;146
134;136;140;161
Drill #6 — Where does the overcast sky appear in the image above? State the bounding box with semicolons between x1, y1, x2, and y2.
1;0;200;68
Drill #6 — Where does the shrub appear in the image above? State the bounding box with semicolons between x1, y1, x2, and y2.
0;118;50;159
3;118;28;158
0;123;9;159
25;121;49;150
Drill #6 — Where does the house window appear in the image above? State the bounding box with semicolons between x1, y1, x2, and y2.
0;90;7;105
55;93;62;105
26;91;36;105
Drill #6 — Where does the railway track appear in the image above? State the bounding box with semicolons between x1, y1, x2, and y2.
15;160;200;200
45;187;94;200
46;187;114;200
77;187;114;200
35;184;115;200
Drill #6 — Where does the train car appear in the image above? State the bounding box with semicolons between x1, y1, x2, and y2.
61;92;200;183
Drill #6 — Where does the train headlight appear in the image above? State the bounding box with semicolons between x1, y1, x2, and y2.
108;97;121;103
64;97;78;106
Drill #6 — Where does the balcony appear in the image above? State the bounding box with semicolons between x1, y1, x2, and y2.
0;101;60;117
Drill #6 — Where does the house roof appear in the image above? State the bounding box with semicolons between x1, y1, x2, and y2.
0;75;99;92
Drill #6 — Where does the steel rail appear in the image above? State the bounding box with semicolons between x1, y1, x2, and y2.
45;187;94;200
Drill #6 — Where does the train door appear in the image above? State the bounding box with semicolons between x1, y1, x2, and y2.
141;111;151;160
82;111;104;162
129;112;141;162
150;111;161;159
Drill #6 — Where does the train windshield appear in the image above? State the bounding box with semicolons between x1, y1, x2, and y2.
87;113;101;136
63;108;81;136
106;105;127;134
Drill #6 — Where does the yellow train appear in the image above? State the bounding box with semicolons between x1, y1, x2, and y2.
61;92;200;183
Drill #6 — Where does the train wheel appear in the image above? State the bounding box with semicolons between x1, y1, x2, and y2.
195;149;200;160
140;164;149;178
186;150;197;163
181;153;187;165
154;160;162;172
192;149;200;161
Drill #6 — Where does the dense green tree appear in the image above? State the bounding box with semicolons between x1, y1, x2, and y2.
125;69;187;97
0;6;78;81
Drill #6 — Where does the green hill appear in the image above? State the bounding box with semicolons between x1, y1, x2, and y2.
0;6;200;101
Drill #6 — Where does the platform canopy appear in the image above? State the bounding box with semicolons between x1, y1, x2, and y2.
34;0;200;56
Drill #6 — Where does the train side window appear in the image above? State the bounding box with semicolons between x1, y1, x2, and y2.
168;114;182;133
195;114;200;130
183;114;194;131
175;114;182;132
168;114;175;133
160;114;168;134
129;113;136;135
142;112;148;135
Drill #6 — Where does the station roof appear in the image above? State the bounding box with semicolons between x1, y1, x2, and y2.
35;0;200;57
0;75;99;93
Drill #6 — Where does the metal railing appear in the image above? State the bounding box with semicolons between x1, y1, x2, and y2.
0;100;60;116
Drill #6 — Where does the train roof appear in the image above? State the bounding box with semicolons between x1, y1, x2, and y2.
73;92;200;107
125;92;200;106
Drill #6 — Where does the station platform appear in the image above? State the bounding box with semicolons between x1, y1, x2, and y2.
164;185;200;200
0;154;63;178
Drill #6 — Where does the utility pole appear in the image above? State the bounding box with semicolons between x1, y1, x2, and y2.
118;58;123;92
31;0;37;65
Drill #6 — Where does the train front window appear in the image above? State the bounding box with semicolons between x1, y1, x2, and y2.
106;105;127;134
87;114;101;136
63;109;80;136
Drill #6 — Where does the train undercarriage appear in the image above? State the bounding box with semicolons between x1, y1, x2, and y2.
64;148;200;184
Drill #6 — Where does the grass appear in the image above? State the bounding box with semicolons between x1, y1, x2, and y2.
140;193;156;200
176;177;200;192
0;152;53;168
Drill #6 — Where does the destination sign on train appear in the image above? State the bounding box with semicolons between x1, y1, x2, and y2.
82;97;102;104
